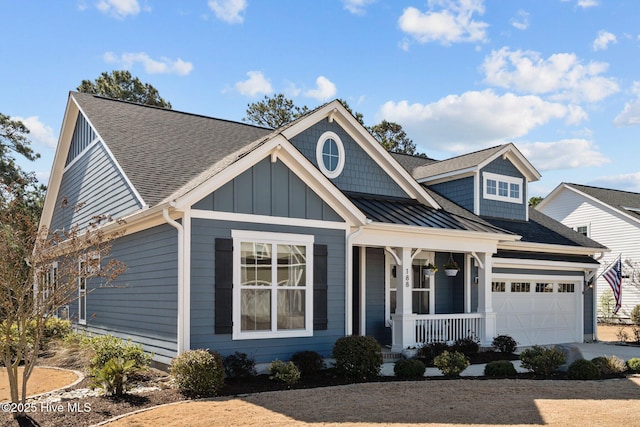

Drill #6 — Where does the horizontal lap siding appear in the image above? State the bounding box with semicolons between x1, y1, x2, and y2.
190;219;345;363
50;140;142;232
74;224;178;362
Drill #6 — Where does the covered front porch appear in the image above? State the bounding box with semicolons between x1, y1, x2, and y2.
349;227;512;352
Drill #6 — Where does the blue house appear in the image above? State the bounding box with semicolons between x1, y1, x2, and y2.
40;92;606;364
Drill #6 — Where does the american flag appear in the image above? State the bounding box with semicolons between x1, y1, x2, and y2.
602;256;622;314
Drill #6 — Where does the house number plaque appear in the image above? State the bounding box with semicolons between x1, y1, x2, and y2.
405;268;410;287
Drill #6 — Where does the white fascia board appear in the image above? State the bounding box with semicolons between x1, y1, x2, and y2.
492;257;598;272
39;95;79;231
563;184;640;228
478;144;541;182
498;240;608;256
417;167;477;185
281;102;441;209
191;209;350;231
353;222;516;253
173;135;367;226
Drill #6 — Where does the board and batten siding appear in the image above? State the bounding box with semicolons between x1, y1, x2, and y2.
50;139;143;232
193;157;342;221
71;224;179;364
538;189;640;320
289;119;409;199
190;219;346;363
364;248;390;345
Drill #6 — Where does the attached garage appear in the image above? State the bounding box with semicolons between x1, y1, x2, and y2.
492;275;583;347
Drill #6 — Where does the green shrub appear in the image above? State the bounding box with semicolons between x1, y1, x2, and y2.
452;336;479;356
631;305;640;326
268;359;301;385
394;359;426;378
43;318;72;340
86;335;150;373
492;335;518;354
171;349;224;398
484;360;517;377
567;359;600;380
519;346;566;376
591;356;627;376
626;357;640;373
223;352;256;378
291;350;324;376
433;350;469;377
92;357;137;396
332;335;383;380
419;341;449;364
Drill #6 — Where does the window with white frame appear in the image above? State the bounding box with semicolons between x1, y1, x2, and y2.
492;281;506;292
558;283;575;293
78;261;87;324
575;225;588;237
483;172;523;204
511;282;530;293
535;282;554;293
232;230;314;339
316;131;345;179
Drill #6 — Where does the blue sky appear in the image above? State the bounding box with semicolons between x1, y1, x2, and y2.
3;0;640;198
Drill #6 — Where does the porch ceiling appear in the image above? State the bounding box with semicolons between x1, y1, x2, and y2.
347;193;513;235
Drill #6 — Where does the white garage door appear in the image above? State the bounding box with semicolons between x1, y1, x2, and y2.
492;278;582;347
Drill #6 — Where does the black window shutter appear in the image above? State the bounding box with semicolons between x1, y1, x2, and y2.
313;244;328;330
215;238;233;334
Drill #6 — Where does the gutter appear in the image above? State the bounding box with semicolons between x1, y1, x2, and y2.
162;205;187;355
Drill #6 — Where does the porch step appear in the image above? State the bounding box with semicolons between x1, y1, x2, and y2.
381;349;403;361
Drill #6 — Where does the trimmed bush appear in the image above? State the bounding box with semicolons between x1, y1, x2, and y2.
291;350;324;376
567;359;600;380
92;357;138;396
86;335;150;373
269;360;301;385
591;356;627;376
43;318;72;340
223;352;256;378
626;357;640;373
419;341;449;364
492;335;518;354
631;304;640;326
394;359;426;379
519;346;566;376
433;350;469;377
333;335;383;380
452;336;480;356
171;349;224;398
484;360;517;377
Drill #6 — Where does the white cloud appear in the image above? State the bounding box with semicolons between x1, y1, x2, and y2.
96;0;141;19
12;116;57;149
481;47;619;103
398;0;489;46
398;38;410;51
104;52;193;75
593;30;616;51
577;0;598;8
342;0;375;15
518;139;609;171
613;82;640;126
589;172;640;193
235;71;273;96
510;10;529;30
378;90;583;153
284;81;301;97
208;0;247;24
304;76;337;102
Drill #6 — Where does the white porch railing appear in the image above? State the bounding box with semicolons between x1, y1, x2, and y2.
414;313;484;345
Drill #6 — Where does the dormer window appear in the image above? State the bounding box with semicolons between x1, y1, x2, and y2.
483;172;523;204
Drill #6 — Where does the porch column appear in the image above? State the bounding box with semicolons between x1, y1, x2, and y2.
476;252;496;346
391;247;418;352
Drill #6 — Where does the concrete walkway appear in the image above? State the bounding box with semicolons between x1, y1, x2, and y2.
380;342;640;377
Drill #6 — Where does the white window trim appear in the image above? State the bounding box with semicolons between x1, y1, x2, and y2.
231;230;314;340
483;172;523;204
315;131;345;179
78;260;87;325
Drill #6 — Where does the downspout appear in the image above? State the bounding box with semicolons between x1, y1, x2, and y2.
346;224;366;336
163;206;185;355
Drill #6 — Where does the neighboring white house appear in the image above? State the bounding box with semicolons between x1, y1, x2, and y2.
537;183;640;322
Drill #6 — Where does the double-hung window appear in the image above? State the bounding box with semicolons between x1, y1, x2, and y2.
483;172;523;204
232;230;314;339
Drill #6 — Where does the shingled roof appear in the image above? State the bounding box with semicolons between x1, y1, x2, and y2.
564;183;640;221
72;92;273;207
